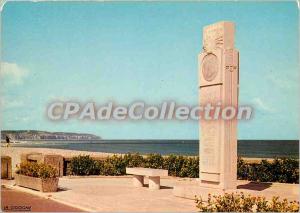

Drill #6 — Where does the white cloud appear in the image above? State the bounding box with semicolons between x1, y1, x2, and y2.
252;97;275;113
267;73;297;90
0;62;29;85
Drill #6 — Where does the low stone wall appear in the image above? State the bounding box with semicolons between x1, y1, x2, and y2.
21;153;64;177
15;174;59;192
1;147;112;177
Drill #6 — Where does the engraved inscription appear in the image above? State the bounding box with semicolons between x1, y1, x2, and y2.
225;50;237;72
200;86;221;174
201;122;217;168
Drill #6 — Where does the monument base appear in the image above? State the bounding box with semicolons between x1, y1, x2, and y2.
173;180;232;200
173;179;299;201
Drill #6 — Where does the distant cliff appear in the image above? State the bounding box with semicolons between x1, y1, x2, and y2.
1;130;101;141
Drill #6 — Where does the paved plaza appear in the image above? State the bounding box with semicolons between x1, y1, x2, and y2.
2;176;299;212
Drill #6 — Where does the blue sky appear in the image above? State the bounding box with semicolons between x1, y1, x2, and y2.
1;1;299;139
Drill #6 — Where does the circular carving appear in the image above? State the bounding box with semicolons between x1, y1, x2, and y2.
202;54;218;82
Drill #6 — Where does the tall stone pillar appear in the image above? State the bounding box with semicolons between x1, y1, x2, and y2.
173;21;239;199
199;21;239;190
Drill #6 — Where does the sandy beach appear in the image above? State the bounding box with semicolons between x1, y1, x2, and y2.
1;146;271;162
1;146;116;159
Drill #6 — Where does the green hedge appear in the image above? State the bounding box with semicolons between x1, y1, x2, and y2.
237;157;299;183
68;155;101;176
67;154;298;183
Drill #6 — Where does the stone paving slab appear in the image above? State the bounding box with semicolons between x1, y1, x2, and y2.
2;177;197;212
53;177;197;212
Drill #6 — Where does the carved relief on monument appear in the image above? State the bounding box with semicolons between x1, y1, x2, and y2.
202;54;218;82
199;49;223;87
203;26;224;51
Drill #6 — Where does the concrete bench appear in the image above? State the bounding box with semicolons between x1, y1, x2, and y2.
126;167;168;190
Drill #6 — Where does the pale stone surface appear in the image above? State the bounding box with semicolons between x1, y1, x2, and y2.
126;167;168;190
26;153;43;162
2;177;298;212
173;179;299;202
14;174;59;192
133;175;144;187
126;167;168;177
148;176;160;190
199;21;239;190
43;155;64;177
2;177;197;212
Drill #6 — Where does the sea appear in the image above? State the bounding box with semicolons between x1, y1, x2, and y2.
9;140;299;158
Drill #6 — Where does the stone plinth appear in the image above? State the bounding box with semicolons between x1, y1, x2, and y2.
1;156;12;179
173;183;225;200
173;180;299;202
43;155;64;177
133;175;144;187
148;176;161;190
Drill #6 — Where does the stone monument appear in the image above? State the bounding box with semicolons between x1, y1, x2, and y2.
173;21;239;199
199;21;239;190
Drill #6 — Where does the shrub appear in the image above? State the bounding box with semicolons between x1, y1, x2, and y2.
273;158;299;183
100;155;126;176
238;157;299;184
69;155;100;176
178;156;199;178
67;154;298;183
237;157;248;180
16;162;57;179
145;153;164;169
163;154;185;176
195;192;299;212
123;153;145;168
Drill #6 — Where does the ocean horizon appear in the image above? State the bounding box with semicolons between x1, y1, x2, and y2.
8;139;299;158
